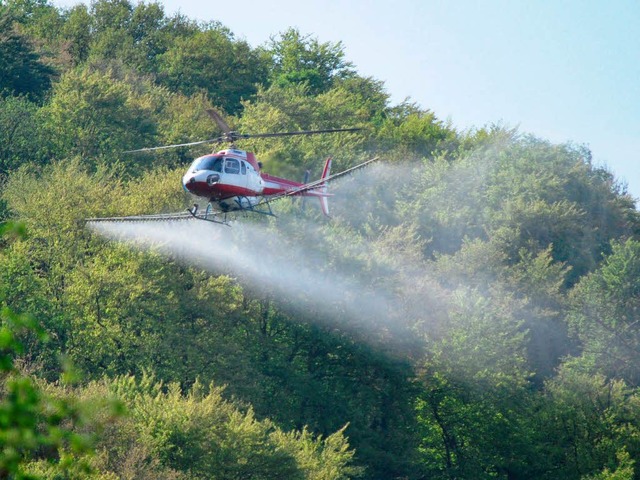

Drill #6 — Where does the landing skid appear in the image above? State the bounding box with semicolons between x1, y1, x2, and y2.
188;204;231;226
87;201;276;227
188;198;276;225
233;196;276;218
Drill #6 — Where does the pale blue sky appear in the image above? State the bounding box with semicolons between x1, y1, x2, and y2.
52;0;640;203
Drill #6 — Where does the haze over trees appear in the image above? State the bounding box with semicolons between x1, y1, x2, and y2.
1;0;639;478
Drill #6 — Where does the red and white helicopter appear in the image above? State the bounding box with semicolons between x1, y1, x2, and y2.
89;110;378;225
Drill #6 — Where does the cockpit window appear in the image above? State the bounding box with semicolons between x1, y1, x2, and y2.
193;155;223;172
225;158;240;174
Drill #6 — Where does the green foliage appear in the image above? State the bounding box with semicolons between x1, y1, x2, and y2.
0;96;50;176
0;9;56;102
542;364;640;479
158;24;268;114
65;246;179;375
584;450;635;480
376;102;457;159
414;286;534;478
568;239;640;385
97;375;360;479
41;65;162;164
271;425;364;480
267;28;354;95
0;222;102;479
153;92;229;164
60;4;92;66
401;133;637;285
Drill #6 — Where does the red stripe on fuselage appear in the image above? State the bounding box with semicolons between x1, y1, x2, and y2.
187;173;327;200
185;181;258;200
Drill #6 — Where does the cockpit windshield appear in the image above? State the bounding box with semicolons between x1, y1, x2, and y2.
192;155;223;172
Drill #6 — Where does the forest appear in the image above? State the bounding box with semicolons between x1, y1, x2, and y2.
1;0;640;478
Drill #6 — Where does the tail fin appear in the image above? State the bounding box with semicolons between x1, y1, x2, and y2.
319;157;332;216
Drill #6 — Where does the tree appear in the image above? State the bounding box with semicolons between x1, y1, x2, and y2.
267;28;355;95
3;0;66;61
41;65;162;165
583;450;635;480
0;9;55;101
158;25;268;114
567;239;640;385
414;286;535;479
376;102;457;159
60;4;92;66
0;96;50;176
99;374;361;479
541;363;640;479
87;0;173;73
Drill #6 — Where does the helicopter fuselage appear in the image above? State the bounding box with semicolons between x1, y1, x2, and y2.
182;149;315;212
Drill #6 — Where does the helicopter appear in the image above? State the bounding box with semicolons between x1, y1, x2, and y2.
87;109;379;225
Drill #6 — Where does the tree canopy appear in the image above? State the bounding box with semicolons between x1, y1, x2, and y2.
0;9;55;101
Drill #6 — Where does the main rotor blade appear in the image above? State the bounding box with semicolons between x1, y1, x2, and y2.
243;127;362;139
206;109;232;134
123;137;222;153
123;127;362;154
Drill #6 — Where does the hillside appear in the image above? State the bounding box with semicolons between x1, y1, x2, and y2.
1;1;640;478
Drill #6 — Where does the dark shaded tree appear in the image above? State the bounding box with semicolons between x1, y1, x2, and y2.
0;9;55;101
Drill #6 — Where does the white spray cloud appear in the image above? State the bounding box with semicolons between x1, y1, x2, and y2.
87;161;454;351
88;209;409;347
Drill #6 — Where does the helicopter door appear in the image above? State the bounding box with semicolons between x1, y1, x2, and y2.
224;158;248;192
245;160;261;193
